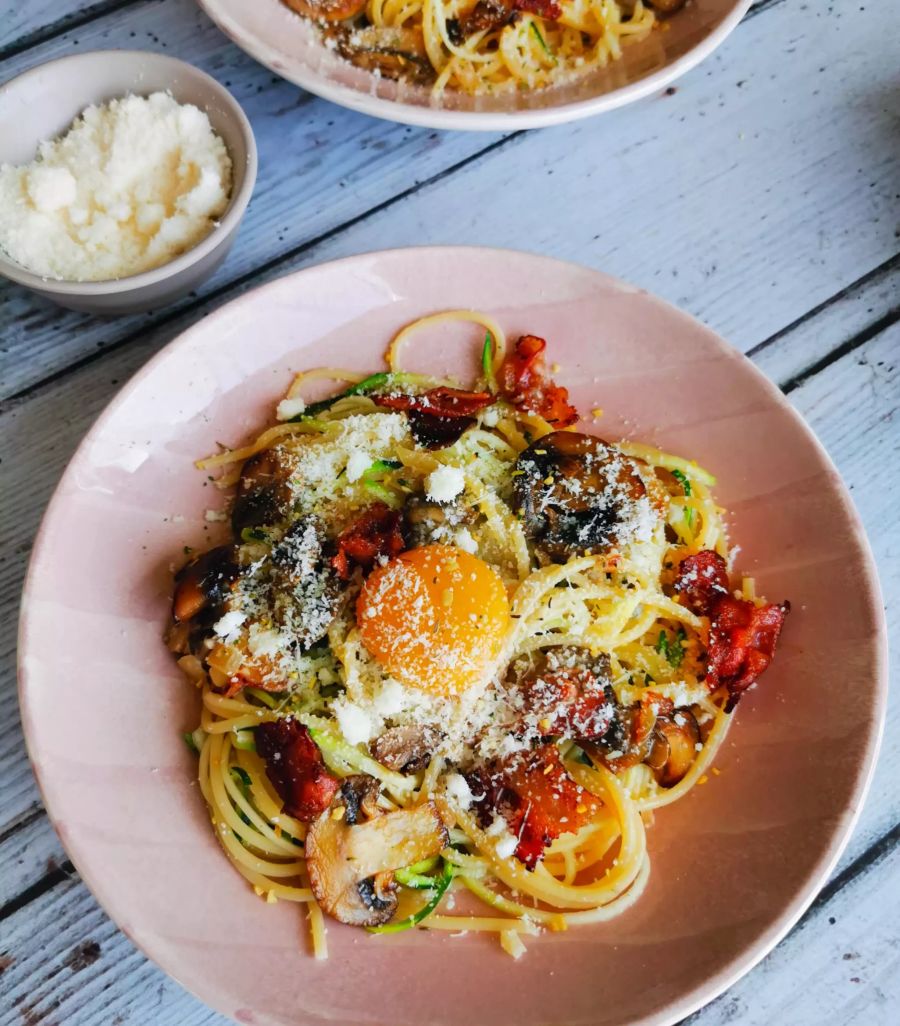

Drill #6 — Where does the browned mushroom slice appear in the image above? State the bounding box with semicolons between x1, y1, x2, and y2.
306;783;448;927
647;0;686;13
282;0;367;21
332;26;434;85
461;0;514;35
371;725;440;772
583;690;672;773
645;709;701;787
268;518;341;649
340;774;382;824
231;448;296;536
405;496;474;549
513;432;652;560
172;545;240;623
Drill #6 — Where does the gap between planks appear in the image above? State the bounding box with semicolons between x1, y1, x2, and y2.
781;303;900;394
0;802;44;844
0;0;141;61
0;859;74;924
746;252;900;364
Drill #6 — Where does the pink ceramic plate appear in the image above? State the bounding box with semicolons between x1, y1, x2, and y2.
196;0;752;131
19;248;886;1026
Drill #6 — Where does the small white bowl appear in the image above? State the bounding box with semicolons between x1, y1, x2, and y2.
0;50;257;315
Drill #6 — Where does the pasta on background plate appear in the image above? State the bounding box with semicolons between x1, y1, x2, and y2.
281;0;685;97
167;310;788;958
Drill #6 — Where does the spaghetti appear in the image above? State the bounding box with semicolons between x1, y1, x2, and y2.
281;0;678;97
167;310;788;958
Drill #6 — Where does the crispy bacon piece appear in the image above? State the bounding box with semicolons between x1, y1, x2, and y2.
372;386;495;449
590;691;673;772
462;0;512;33
500;335;578;428
673;550;730;614
469;745;599;869
255;719;340;822
518;0;561;17
708;597;790;711
373;386;494;418
674;550;789;710
520;652;616;739
172;545;240;623
282;0;367;21
461;0;561;36
222;655;291;698
332;502;406;580
407;413;474;448
586;693;703;786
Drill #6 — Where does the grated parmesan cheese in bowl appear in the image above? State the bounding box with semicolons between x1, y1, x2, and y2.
0;91;232;282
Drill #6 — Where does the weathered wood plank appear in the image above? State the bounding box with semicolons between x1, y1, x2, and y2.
0;0;134;56
777;322;899;878
686;825;900;1025
4;0;898;401
751;254;900;388
0;804;67;907
0;0;505;400
0;876;223;1026
283;0;899;358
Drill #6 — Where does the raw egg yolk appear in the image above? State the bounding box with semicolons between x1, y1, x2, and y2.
357;543;510;698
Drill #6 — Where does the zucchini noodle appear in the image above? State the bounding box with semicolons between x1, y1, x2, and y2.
171;308;779;960
386;308;507;375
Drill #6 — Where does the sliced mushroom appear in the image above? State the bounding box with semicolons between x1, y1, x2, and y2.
371;725;440;772
268;518;341;649
461;0;514;36
584;691;667;772
585;705;651;773
513;432;653;561
341;49;434;87
231;448;296;536
282;0;367;21
306;782;448;927
647;0;686;13
645;709;701;787
172;545;240;623
404;496;474;549
340;774;382;825
332;26;434;85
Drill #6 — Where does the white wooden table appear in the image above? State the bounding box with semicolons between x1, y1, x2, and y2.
1;1;897;1023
